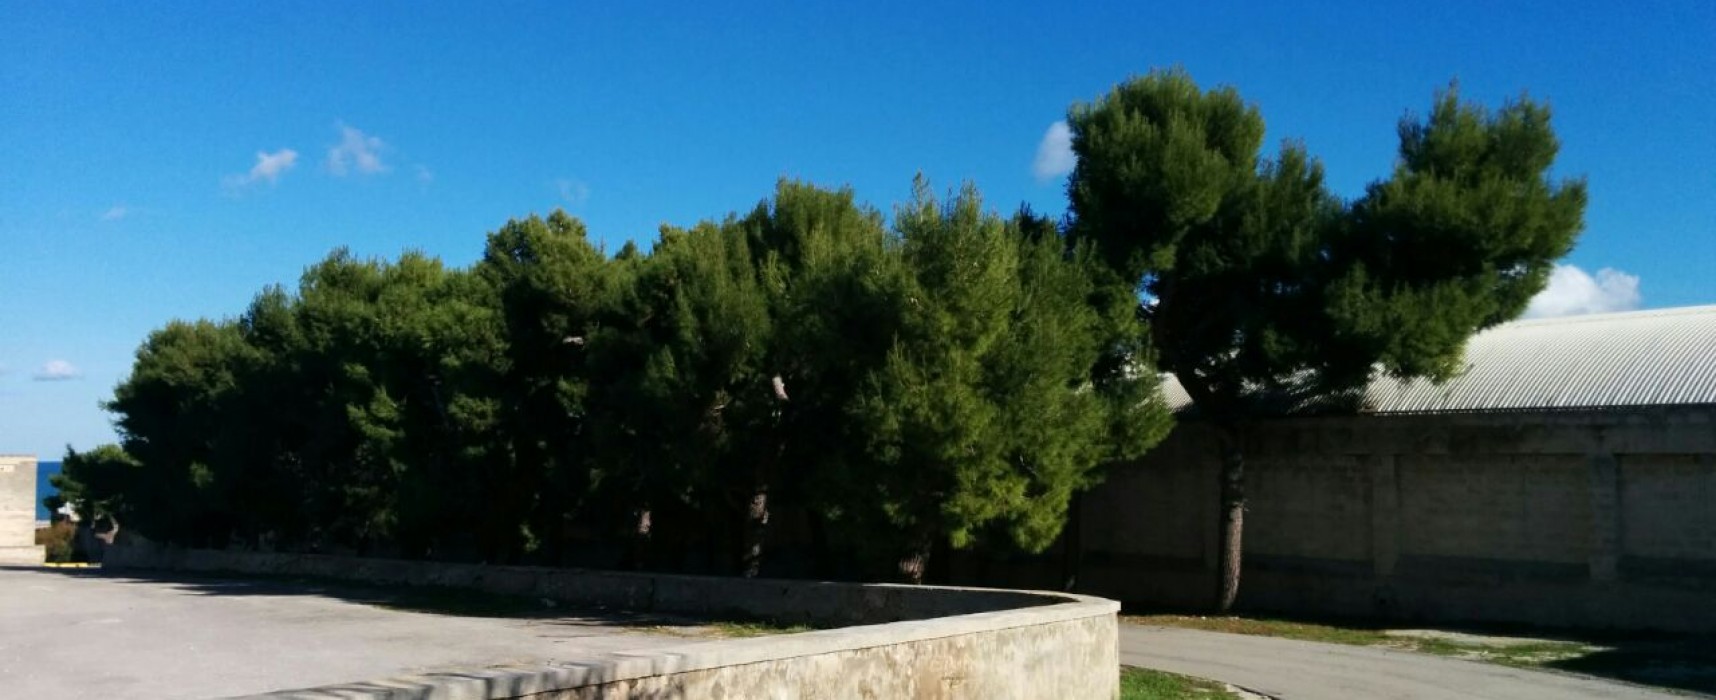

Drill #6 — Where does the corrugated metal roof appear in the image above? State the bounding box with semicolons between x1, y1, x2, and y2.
1161;305;1716;415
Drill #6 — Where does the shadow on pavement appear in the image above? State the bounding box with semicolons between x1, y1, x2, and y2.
22;565;798;634
1546;644;1716;697
1122;604;1716;697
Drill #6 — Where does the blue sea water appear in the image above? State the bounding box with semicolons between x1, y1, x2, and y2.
36;461;61;521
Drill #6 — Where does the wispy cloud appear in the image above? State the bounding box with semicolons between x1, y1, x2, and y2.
415;164;434;184
33;359;81;381
1032;121;1075;182
327;123;388;176
555;178;590;205
100;205;128;221
1524;264;1642;318
224;148;300;191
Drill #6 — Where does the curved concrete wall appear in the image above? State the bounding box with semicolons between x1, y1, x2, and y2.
103;545;1118;699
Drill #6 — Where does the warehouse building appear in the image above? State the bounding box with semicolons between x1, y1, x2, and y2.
964;305;1716;632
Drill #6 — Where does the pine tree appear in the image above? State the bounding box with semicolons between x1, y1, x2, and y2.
477;212;614;561
844;179;1171;583
1066;69;1586;611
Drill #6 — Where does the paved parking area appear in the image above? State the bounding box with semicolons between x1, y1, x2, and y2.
0;566;694;699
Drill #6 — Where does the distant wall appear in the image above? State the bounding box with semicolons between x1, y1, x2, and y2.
104;545;1119;699
0;455;44;565
1046;407;1716;633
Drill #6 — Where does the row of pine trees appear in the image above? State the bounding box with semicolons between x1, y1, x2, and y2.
57;179;1173;581
56;70;1584;598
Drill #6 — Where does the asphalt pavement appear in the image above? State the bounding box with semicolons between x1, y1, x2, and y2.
4;565;1691;699
0;566;691;699
1121;623;1686;700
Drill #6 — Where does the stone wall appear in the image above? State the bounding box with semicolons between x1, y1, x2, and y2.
0;454;44;565
963;407;1716;633
103;545;1119;699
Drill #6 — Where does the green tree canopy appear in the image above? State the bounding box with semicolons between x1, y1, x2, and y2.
68;177;1172;583
52;444;141;525
1066;68;1586;610
841;179;1171;582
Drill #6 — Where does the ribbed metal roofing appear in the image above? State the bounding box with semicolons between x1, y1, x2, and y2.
1161;305;1716;415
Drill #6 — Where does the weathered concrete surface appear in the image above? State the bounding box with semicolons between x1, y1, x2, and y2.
91;546;1121;699
279;612;1115;700
553;612;1114;700
1120;624;1680;700
0;566;693;700
0;455;45;565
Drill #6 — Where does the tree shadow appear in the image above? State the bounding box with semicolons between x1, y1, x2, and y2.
28;565;809;634
1543;642;1716;696
15;565;828;699
1122;604;1716;696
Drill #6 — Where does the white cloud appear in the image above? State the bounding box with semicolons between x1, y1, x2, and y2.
100;205;128;221
1524;264;1642;318
33;360;81;381
224;148;300;191
327;123;387;176
555;178;590;205
415;164;433;184
1032;121;1075;182
250;149;299;182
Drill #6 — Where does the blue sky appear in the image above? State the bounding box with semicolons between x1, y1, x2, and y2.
3;1;1713;457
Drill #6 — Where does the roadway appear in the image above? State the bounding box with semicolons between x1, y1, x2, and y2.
1121;624;1687;699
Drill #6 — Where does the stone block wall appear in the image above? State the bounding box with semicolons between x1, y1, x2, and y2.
0;454;45;565
1033;408;1716;632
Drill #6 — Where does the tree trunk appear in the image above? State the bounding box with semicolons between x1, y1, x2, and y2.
1215;427;1246;613
628;507;653;571
897;534;932;585
808;511;833;579
741;485;769;578
1062;491;1084;592
741;377;789;578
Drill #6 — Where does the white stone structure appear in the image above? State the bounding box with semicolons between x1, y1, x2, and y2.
0;454;45;565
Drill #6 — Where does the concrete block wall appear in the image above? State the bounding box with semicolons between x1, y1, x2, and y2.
0;454;45;565
1065;407;1716;633
1621;454;1716;563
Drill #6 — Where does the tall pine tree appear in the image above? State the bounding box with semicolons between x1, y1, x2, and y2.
1067;69;1586;611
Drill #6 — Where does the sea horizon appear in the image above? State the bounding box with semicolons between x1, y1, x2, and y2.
36;460;60;522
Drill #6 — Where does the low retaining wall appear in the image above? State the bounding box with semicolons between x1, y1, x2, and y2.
104;545;1119;699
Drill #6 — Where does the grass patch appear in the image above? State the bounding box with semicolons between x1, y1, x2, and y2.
640;618;817;639
1125;613;1591;665
1120;666;1236;699
1407;638;1592;666
1125;613;1388;646
700;620;815;638
368;584;571;618
83;567;823;638
1124;613;1596;662
1124;613;1716;695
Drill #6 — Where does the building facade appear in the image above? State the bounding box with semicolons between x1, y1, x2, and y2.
956;306;1716;632
0;454;45;565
